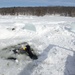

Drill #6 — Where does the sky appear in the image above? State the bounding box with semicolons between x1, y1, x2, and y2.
0;0;75;7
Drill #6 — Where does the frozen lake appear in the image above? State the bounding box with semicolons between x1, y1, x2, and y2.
0;15;75;75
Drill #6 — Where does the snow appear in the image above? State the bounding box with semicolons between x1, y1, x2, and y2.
0;15;75;75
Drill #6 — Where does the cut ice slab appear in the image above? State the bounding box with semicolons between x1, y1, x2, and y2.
70;22;75;32
23;24;36;32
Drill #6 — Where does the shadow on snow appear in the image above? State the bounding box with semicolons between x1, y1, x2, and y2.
64;51;75;75
18;44;54;75
18;44;75;75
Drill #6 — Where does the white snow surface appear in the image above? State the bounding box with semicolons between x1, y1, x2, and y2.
0;15;75;75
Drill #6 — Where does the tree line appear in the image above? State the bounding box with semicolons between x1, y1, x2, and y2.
0;6;75;17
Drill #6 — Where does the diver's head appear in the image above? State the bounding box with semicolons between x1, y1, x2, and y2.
26;45;30;50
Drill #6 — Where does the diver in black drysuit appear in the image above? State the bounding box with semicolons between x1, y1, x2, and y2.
13;45;38;60
25;45;38;59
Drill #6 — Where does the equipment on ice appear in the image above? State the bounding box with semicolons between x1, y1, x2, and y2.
12;44;38;60
0;42;38;60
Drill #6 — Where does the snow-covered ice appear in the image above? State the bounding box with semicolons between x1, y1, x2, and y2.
0;15;75;75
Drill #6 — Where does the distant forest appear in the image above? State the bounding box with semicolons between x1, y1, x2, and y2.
0;6;75;17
